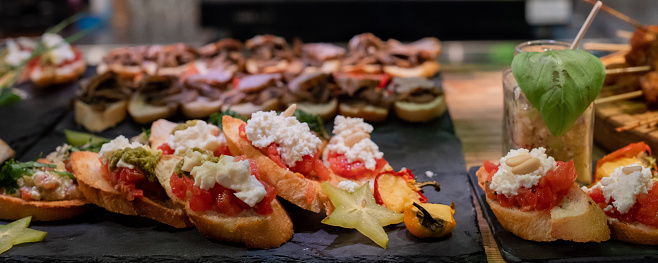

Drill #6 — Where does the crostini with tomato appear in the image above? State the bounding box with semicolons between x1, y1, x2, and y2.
476;147;609;242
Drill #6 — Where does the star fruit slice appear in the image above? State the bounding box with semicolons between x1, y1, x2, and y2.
0;216;47;254
321;182;403;248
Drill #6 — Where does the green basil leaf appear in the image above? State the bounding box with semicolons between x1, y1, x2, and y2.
293;109;328;140
511;49;605;136
208;109;247;129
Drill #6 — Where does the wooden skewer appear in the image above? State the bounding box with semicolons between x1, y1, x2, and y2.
584;43;630;51
571;1;602;50
596;90;643;104
605;65;651;75
582;0;653;33
616;115;658;132
616;30;633;39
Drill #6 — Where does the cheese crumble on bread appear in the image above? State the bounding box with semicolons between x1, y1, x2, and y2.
489;147;557;197
587;164;654;214
245;111;322;168
327;116;383;170
168;120;221;155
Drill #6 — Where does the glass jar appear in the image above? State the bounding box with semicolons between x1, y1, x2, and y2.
502;40;594;184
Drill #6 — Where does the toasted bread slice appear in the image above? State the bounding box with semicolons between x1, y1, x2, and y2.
70;151;192;228
292;99;338;120
155;155;293;249
181;97;223;119
383;60;440;78
338;102;388;123
476;166;610;242
0;195;88;221
74;100;128;133
223;115;335;214
128;93;178;124
608;218;658;245
30;59;86;87
394;94;446;123
220;98;280;119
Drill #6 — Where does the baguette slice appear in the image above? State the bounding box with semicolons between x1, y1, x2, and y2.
383;60;440;78
30;59;86;87
609;218;658;245
74;100;128;133
155;155;293;249
476;166;610;242
394;94;446;123
293;99;338;120
128;93;178;124
222;115;335;214
220;98;280;119
0;195;88;221
338;102;388;123
70;151;192;228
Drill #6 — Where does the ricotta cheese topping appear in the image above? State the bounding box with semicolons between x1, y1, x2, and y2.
588;164;654;214
42;33;76;65
326;116;383;170
168;120;221;155
5;39;32;67
489;147;557;197
192;156;267;207
99;136;144;165
337;180;360;193
245;111;322;167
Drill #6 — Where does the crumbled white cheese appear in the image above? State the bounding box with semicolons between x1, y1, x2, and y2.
181;149;216;172
99;136;144;165
42;33;76;65
489;147;557;197
425;171;435;178
5;39;32;67
192;156;266;207
246;111;321;167
337;181;360;193
589;164;654;214
168;120;221;155
326;116;383;170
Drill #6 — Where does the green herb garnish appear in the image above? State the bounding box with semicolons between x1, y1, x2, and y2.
293;110;328;139
0;160;56;194
208;109;247;128
511;49;605;136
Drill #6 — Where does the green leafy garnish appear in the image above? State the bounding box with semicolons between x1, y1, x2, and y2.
208;109;247;128
0;160;55;194
64;130;109;153
0;216;46;255
511;49;605;136
293;110;328;139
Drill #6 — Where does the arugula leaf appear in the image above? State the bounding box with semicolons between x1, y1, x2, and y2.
293;110;328;139
0;88;21;106
0;160;56;194
208;109;247;128
511;49;605;136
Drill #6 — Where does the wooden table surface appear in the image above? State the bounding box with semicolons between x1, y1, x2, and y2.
442;69;505;263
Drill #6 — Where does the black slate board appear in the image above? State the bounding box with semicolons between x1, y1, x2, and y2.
0;88;484;261
468;166;658;263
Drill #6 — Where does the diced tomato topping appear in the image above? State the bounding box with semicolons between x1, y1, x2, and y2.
239;123;248;141
483;160;499;175
265;143;286;168
101;161;147;201
170;172;194;200
214;144;232;157
484;160;576;212
158;143;175;155
327;152;387;180
20;188;32;201
291;153;331;181
589;181;658;228
186;156;275;215
232;77;240;89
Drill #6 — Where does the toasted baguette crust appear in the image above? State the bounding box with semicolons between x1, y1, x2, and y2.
70;151;192;228
222;116;334;214
181;97;223;119
30;59;86;87
394;94;447;123
338;103;388;123
74;100;128;133
221;98;280;119
383;60;440;78
128;93;178;124
0;195;88;221
476;166;610;242
155;155;293;249
291;99;338;120
609;218;658;245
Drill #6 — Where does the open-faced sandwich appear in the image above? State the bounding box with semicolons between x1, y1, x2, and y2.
333;73;394;122
584;163;658;245
196;38;245;76
0;144;88;221
223;105;335;214
300;42;345;74
477;147;610;242
128;75;182;124
142;43;198;77
70;136;191;228
281;72;338;120
382;37;441;78
387;77;446;122
26;33;86;87
74;72;133;132
219;73;284;118
340;33;387;75
179;63;234;119
97;46;149;80
245;35;303;78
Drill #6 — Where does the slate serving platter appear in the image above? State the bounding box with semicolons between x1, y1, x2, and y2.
468;166;658;263
0;82;485;261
